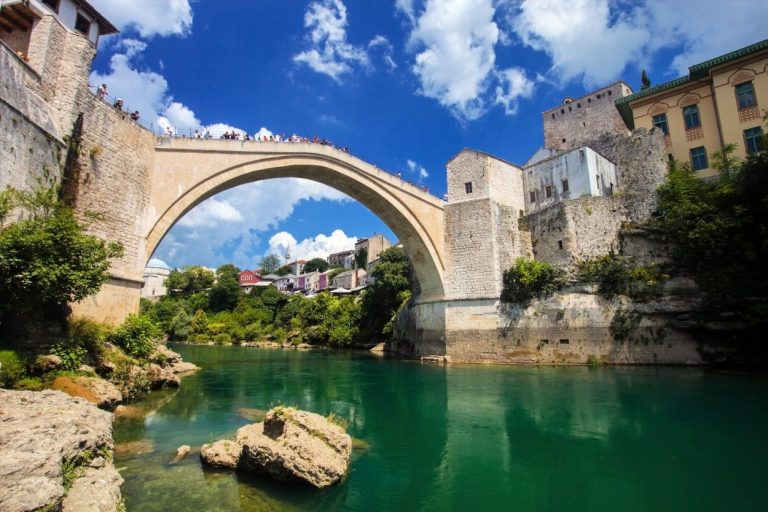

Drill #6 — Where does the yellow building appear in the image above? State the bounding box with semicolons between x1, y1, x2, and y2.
616;39;767;179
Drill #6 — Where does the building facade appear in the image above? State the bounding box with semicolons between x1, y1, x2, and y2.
354;234;391;266
616;39;768;179
327;250;354;269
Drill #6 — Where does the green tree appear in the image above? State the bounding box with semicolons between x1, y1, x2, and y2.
304;257;329;273
275;265;292;276
359;247;411;341
169;309;192;340
209;264;242;312
165;266;214;296
191;309;209;334
0;185;123;330
641;69;651;90
259;254;281;274
656;146;768;320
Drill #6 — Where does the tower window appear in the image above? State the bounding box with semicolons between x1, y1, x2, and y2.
562;179;569;193
75;13;91;35
529;191;536;203
545;185;553;198
464;182;473;194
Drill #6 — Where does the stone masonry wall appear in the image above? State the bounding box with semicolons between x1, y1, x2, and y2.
543;82;632;152
0;42;63;220
584;128;667;223
26;16;96;136
69;95;156;324
522;196;625;270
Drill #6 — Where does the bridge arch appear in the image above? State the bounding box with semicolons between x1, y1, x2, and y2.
146;139;446;301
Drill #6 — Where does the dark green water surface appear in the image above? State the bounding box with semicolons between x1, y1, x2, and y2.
114;345;768;511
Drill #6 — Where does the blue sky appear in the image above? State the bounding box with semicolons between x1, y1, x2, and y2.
88;0;768;270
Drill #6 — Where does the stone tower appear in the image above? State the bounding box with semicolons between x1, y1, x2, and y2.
443;149;531;300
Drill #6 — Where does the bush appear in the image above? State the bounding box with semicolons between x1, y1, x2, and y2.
0;350;25;388
213;333;231;345
51;343;88;370
577;253;667;299
109;314;161;358
67;318;110;358
501;258;563;305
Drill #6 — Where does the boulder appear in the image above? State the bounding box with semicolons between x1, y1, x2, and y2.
170;361;200;374
147;363;180;389
50;376;123;410
235;407;352;488
152;344;181;364
34;354;63;373
173;445;192;463
96;360;117;377
200;440;242;469
0;390;120;512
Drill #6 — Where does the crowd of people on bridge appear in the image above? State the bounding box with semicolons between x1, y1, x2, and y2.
88;84;439;197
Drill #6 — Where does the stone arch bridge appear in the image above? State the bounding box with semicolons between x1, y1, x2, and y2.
145;138;446;301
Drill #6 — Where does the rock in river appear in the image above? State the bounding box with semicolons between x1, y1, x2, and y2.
236;407;352;488
50;375;123;410
200;439;243;469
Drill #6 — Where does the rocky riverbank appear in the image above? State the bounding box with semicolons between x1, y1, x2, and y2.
0;390;122;512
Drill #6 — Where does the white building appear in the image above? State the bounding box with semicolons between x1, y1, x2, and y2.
141;258;171;299
522;146;617;213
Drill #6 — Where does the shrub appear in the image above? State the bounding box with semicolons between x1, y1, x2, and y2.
501;258;563;305
15;377;43;390
213;333;231;345
192;333;210;344
243;323;262;341
51;343;88;370
577;253;668;299
0;350;25;387
109;314;161;358
67;318;110;358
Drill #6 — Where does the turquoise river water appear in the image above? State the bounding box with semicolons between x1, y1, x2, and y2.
114;345;768;511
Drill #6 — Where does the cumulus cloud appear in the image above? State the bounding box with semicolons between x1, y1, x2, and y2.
406;159;429;180
506;0;768;86
293;0;369;82
177;198;243;228
267;229;358;262
90;0;193;38
90;42;248;135
399;0;534;121
154;179;352;269
509;0;649;87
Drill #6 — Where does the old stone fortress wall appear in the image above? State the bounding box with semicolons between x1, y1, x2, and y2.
2;1;765;364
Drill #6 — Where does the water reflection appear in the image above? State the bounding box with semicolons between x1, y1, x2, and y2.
115;347;768;512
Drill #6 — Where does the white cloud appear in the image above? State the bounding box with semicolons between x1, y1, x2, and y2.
398;0;534;121
510;0;649;87
494;67;534;115
89;0;193;38
406;0;500;120
406;159;429;180
90;42;248;136
177;198;243;228
162;101;201;129
268;229;358;262
293;0;369;82
506;0;768;86
154;179;352;269
369;34;397;71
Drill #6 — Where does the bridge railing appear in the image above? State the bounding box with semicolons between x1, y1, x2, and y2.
85;85;445;200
